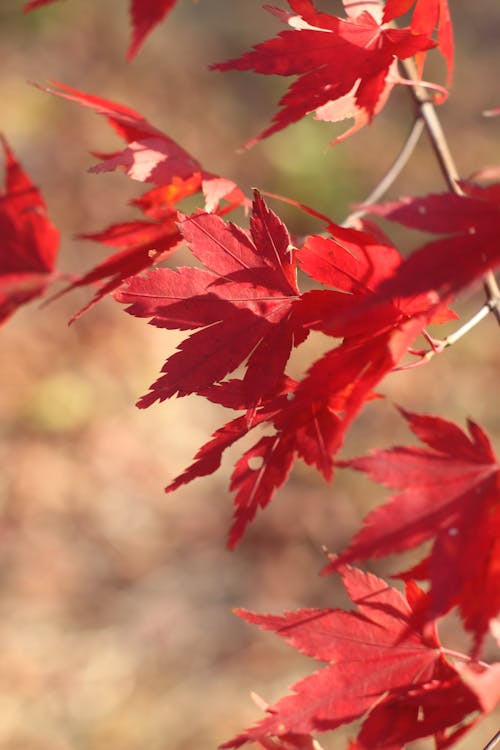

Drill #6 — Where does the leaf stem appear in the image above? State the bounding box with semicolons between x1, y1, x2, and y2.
400;58;500;323
440;646;490;669
343;117;425;227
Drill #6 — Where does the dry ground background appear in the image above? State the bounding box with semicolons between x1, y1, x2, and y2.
1;1;500;748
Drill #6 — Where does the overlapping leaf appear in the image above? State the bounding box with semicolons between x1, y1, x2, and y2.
114;112;495;552
24;0;180;59
212;0;435;146
38;82;244;210
327;409;500;647
383;0;453;84
0;136;59;324
369;185;500;301
223;566;492;748
117;192;301;409
144;215;452;547
193;213;461;548
52;181;198;321
38;84;246;317
38;81;201;183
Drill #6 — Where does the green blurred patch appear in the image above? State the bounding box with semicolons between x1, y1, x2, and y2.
25;370;95;433
264;117;360;229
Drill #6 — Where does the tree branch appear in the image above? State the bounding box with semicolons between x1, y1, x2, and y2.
343;116;424;227
484;731;500;750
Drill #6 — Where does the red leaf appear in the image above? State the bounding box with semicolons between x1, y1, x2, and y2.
38;82;247;208
52;179;201;321
117;192;301;407
38;81;203;186
25;0;179;59
36;85;246;317
24;0;61;10
228;432;296;548
367;187;500;305
212;1;435;145
152;216;448;546
383;0;453;85
460;662;500;714
165;411;273;494
222;566;487;748
250;730;323;750
128;0;177;60
38;82;246;211
328;409;500;647
297;224;402;295
0;136;59;324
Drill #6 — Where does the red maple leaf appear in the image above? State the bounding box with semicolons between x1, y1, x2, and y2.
52;179;201;321
128;0;178;59
117;192;302;407
223;566;492;749
383;0;453;84
211;0;435;146
156;218;451;547
368;185;500;302
327;409;500;648
24;0;179;60
37;82;209;189
37;82;246;212
0;136;59;324
37;84;246;317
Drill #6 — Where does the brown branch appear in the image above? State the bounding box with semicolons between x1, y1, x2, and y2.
484;731;500;750
400;58;500;323
343;116;425;227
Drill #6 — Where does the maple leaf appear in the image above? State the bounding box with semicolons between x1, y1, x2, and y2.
36;84;246;318
37;81;201;183
383;0;454;85
222;566;490;748
262;219;454;481
37;82;245;211
24;0;179;59
51;179;201;321
159;215;454;547
368;186;500;302
128;0;178;60
117;192;301;408
327;409;500;648
211;0;435;146
0;136;59;324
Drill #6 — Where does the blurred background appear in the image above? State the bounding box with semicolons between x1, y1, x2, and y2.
1;1;500;748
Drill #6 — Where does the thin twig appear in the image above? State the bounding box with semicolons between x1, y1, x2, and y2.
400;58;500;323
343;116;425;227
392;302;492;370
445;302;493;346
484;731;500;750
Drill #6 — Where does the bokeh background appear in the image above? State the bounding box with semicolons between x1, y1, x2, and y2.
1;1;500;748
